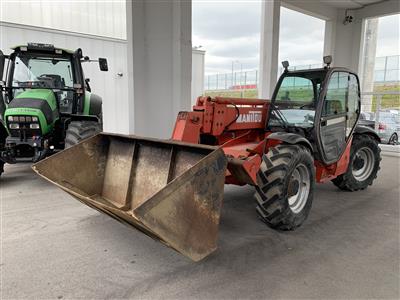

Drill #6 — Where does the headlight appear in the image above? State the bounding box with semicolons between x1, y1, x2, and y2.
32;117;38;122
9;123;19;129
30;123;40;129
7;116;14;122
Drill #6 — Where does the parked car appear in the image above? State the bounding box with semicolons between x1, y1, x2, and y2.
375;110;400;145
358;112;375;129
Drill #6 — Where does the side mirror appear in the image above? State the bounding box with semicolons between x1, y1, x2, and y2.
99;58;108;71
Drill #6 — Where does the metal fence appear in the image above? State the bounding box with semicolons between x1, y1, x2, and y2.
205;55;400;91
205;70;258;91
374;55;400;83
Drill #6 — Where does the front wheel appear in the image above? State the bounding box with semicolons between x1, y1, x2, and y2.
254;144;315;231
332;134;381;191
65;121;102;149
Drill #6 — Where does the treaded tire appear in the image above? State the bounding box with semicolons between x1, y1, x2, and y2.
65;121;102;149
332;134;381;191
255;144;315;231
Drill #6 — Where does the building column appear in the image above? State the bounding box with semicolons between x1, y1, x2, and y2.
359;18;379;112
126;0;192;138
259;0;281;99
323;20;336;58
323;9;364;73
191;49;205;106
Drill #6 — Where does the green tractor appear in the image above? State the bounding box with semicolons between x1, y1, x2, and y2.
0;43;108;177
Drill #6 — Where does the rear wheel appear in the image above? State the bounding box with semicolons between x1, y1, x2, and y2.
65;121;102;149
255;144;315;231
332;134;381;191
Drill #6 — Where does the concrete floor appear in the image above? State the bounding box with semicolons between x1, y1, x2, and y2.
1;156;399;299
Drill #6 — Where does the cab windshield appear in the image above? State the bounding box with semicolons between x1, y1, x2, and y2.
269;71;326;128
12;54;74;89
10;53;76;113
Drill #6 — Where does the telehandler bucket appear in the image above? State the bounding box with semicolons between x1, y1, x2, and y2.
32;133;227;261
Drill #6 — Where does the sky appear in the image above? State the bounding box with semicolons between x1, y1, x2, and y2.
192;1;399;75
376;14;400;57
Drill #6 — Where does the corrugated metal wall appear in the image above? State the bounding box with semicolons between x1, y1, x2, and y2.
0;0;126;39
0;22;129;134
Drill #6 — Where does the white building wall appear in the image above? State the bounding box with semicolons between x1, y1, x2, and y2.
0;22;129;134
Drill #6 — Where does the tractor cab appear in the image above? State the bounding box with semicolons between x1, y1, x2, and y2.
269;57;362;164
0;43;107;176
3;43;107;114
9;46;78;115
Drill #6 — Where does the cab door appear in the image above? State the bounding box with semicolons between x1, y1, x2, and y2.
318;71;360;164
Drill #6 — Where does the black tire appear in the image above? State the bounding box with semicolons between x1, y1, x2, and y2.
332;134;381;191
389;133;398;145
255;144;315;231
65;121;102;149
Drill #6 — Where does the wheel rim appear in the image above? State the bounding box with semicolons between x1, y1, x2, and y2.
288;164;310;214
352;147;375;181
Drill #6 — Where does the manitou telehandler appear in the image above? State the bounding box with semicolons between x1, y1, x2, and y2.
0;43;108;178
33;56;381;261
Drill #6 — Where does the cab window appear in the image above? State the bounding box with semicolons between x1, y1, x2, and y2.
323;72;348;116
276;76;314;104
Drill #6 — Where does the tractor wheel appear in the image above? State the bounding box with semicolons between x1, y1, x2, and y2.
254;144;315;231
332;134;381;191
65;121;102;149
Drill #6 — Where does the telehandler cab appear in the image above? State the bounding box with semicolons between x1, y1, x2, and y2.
0;43;108;177
33;56;381;261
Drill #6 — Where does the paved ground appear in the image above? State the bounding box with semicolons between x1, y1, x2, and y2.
1;155;399;299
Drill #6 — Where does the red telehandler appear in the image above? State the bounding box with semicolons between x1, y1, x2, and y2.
33;57;381;261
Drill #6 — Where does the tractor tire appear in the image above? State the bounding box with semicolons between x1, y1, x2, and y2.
254;144;315;231
332;134;381;191
65;121;102;149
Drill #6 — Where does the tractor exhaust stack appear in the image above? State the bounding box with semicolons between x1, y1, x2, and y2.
32;133;227;261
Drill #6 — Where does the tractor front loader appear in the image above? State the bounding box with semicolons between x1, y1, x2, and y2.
0;43;108;178
33;57;381;261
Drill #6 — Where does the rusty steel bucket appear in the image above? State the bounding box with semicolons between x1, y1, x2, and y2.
32;133;227;261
